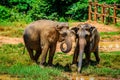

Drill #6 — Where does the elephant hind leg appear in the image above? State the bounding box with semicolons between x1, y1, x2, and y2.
26;47;34;61
94;47;100;63
34;48;42;63
48;44;56;66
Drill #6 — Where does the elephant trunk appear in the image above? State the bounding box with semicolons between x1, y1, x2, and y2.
78;38;86;72
60;37;72;53
78;50;84;72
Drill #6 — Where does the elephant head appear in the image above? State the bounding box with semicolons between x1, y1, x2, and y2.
71;23;99;72
56;22;72;53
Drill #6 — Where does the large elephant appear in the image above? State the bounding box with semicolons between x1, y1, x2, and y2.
23;20;72;66
71;23;100;72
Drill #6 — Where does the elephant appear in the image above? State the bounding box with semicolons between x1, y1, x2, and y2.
71;23;100;72
23;19;72;66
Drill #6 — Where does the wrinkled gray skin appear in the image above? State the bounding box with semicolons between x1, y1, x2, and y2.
23;20;72;66
71;23;100;72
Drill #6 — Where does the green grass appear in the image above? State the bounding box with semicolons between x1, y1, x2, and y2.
0;44;66;80
100;31;120;39
115;22;120;28
0;21;27;37
0;64;62;80
82;51;120;78
0;44;120;79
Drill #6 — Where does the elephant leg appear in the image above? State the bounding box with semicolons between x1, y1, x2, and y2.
94;47;100;63
48;43;56;66
72;40;79;64
40;44;49;65
85;51;91;65
72;46;79;64
34;48;42;62
26;47;34;61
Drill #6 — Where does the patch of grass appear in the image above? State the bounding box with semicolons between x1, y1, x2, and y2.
82;51;120;78
100;31;120;39
0;44;67;80
115;22;120;28
0;44;120;79
0;21;27;37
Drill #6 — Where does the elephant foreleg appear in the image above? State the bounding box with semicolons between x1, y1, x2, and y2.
85;51;91;65
48;44;56;66
72;39;79;64
94;47;100;63
72;46;79;64
39;44;49;65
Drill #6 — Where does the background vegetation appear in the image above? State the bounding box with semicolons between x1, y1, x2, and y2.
0;0;120;23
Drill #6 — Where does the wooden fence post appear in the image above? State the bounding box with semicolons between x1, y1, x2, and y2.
88;0;92;21
101;3;105;23
94;0;98;21
113;3;117;24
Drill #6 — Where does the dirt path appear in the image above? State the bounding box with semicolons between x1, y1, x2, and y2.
0;36;23;46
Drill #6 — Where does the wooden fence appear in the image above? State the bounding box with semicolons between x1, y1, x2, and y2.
88;0;120;24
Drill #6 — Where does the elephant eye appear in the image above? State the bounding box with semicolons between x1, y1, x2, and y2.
61;32;67;37
85;35;88;38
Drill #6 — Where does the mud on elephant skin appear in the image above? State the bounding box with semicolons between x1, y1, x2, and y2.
23;20;72;66
71;23;100;72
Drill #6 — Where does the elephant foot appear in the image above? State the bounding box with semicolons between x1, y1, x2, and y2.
96;58;100;64
70;64;77;72
39;62;47;68
39;64;45;68
78;67;82;73
96;60;100;64
48;63;53;67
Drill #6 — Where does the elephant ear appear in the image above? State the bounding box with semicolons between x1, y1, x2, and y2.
71;27;79;34
90;26;97;42
71;27;79;38
56;22;69;31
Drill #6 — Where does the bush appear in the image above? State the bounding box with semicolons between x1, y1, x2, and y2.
0;6;11;20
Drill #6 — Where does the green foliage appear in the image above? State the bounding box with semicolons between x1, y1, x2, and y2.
0;6;10;20
0;0;120;22
66;0;88;21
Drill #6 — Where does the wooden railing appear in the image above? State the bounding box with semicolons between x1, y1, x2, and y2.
88;0;120;24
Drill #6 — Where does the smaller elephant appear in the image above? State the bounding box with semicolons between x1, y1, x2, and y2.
23;20;72;66
71;23;100;72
